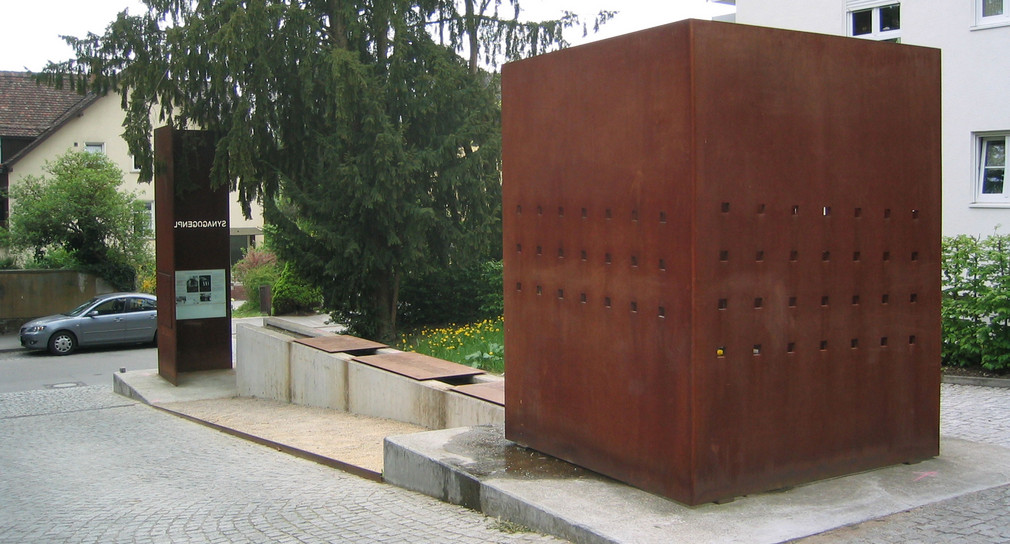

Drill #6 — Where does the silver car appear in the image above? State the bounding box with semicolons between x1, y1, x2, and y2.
20;293;158;355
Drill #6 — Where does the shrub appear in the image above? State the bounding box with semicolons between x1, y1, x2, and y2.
942;234;1010;371
233;246;277;283
138;270;157;294
233;246;280;312
134;256;157;294
271;263;321;315
81;252;137;291
22;247;77;270
398;260;503;327
20;246;137;291
477;260;504;317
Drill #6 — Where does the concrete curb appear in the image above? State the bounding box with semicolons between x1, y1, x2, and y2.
942;375;1010;389
383;426;607;544
383;426;1010;544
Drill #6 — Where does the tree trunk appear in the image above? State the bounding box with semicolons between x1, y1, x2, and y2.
371;270;400;342
327;0;348;50
465;0;479;74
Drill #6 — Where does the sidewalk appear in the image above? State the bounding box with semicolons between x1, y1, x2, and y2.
110;318;1010;544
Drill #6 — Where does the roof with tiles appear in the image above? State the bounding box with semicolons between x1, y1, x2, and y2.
0;71;93;139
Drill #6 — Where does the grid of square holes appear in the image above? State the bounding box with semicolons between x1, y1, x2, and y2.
512;203;670;318
510;200;928;359
713;201;925;359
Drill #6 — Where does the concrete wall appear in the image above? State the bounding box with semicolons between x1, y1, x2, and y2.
0;270;112;331
290;341;348;410
236;324;292;402
235;322;504;430
734;0;1010;237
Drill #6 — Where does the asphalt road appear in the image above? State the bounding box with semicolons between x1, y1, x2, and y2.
0;341;156;394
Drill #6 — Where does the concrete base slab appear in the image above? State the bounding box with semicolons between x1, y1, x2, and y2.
384;425;1010;544
114;368;237;404
112;368;424;479
160;397;425;477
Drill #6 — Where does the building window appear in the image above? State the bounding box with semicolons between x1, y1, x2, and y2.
975;0;1010;27
976;134;1008;204
134;200;155;236
983;0;1005;16
131;155;143;172
83;142;105;154
848;2;900;42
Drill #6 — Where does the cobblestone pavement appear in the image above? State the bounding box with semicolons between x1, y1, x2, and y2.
795;383;1010;544
940;384;1010;449
4;383;1010;543
0;386;562;544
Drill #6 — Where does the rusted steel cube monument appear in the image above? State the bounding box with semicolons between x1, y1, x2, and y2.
501;20;941;505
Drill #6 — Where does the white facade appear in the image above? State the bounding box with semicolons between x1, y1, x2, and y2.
729;0;1010;237
6;93;263;245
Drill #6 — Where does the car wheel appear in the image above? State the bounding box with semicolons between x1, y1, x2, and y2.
48;331;77;356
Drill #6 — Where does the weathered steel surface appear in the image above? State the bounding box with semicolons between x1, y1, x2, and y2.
155;128;232;384
452;381;505;406
154;128;178;385
501;19;941;505
353;352;485;381
295;335;387;354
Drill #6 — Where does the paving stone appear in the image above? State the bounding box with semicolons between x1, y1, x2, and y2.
5;382;1010;543
796;384;1010;543
0;386;562;544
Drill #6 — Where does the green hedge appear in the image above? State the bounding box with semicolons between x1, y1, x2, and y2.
271;262;322;315
233;247;280;313
397;260;503;328
942;234;1010;371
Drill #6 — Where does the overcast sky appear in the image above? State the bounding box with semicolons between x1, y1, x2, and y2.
0;1;734;72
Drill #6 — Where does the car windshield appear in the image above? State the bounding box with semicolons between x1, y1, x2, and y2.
63;297;101;317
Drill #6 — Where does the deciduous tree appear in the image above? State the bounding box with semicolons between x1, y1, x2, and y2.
5;150;151;290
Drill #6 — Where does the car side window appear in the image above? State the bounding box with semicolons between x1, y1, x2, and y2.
128;298;157;312
93;299;126;316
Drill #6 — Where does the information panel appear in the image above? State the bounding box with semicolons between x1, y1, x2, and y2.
174;269;228;320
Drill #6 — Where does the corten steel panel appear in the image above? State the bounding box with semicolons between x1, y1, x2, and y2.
155;127;232;384
154;128;178;385
453;381;505;406
294;335;388;353
352;352;487;381
501;19;941;506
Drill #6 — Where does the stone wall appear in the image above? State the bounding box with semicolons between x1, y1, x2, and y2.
0;270;113;332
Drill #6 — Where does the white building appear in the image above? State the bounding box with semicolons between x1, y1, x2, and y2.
715;0;1010;237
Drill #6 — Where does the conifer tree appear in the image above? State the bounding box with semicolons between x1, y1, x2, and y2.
39;0;611;340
